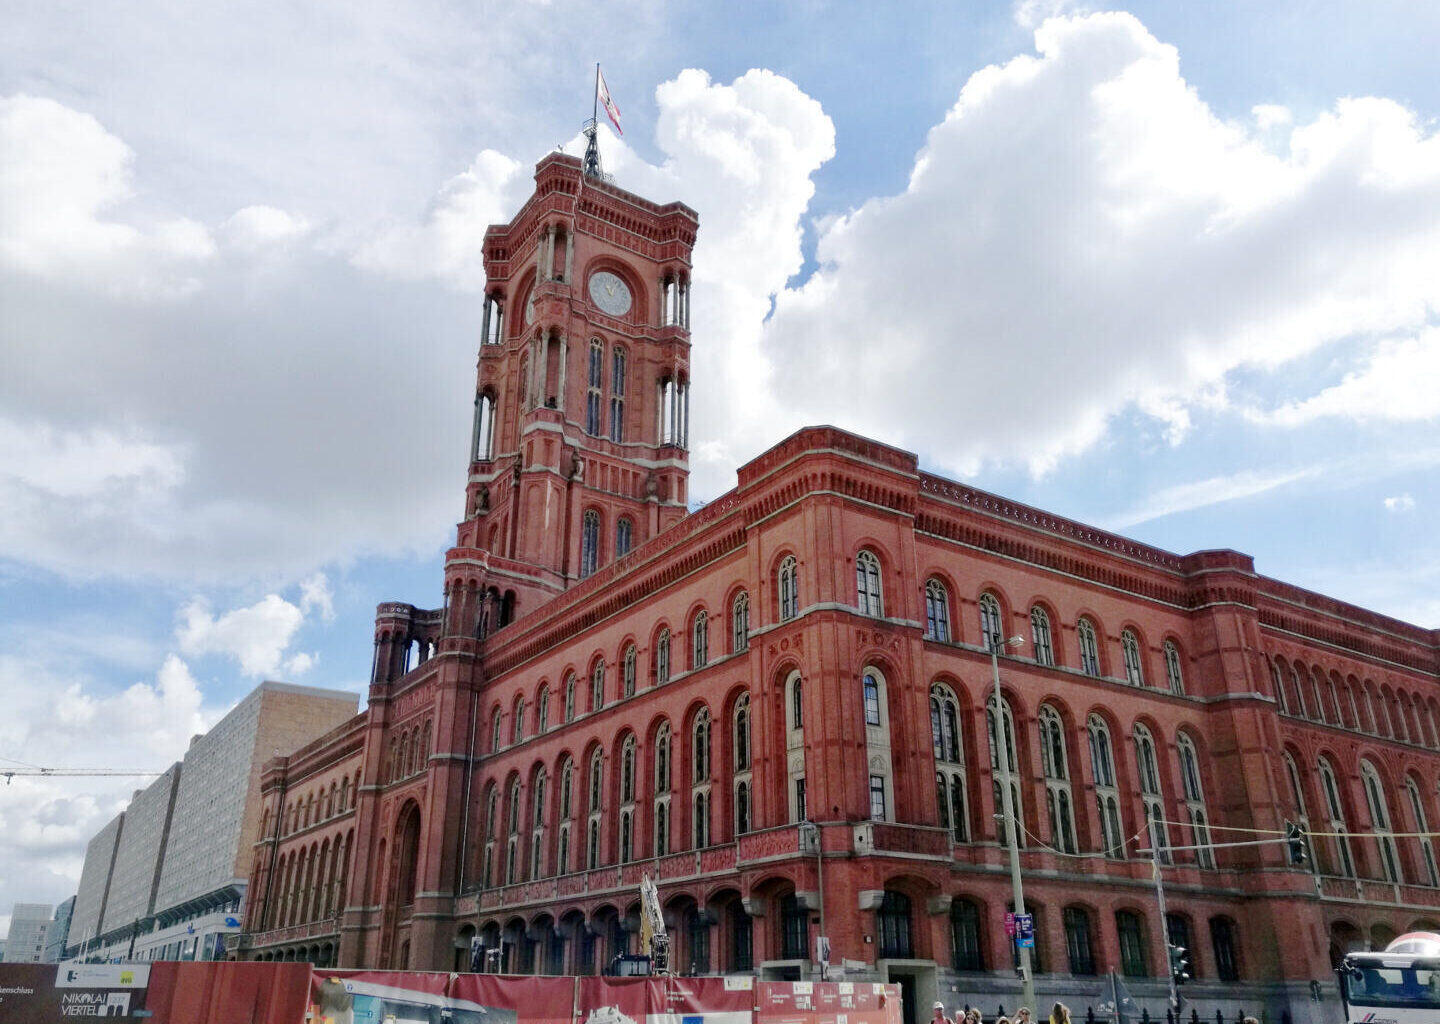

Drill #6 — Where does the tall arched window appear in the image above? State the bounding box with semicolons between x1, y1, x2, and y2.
951;899;984;971
512;698;526;745
864;671;882;726
530;769;548;879
619;736;637;863
556;758;573;874
979;593;1004;651
1361;760;1402;883
615;518;633;558
1176;733;1213;868
1271;660;1290;714
537;686;549;733
609;346;626;443
622;645;637;699
1134;724;1169;863
734;694;752;836
1121;630;1145;686
692;708;711;782
691;611;709;669
1077;618;1101;676
564;673;576;723
1163;642;1185;695
506;777;522;884
877;891;913;959
586;339;603;435
1030;606;1054;666
778;556;799;621
731;591;750;653
1088;715;1124;857
785;671;806;823
490;709;503;753
1039;705;1076;853
1318;757;1355;878
587;749;604;869
856;550;883;616
1116;911;1149;977
931;684;967;842
987;694;1023;845
591;659;606;712
1405;779;1439;886
654;722;672;856
790;677;804;731
1063;906;1097;975
1210;917;1240;982
580;510;600;578
692;709;711;848
924;579;951;641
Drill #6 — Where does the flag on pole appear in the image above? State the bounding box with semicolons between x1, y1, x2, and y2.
597;67;622;135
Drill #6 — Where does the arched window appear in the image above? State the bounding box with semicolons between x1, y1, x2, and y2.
1077;618;1101;676
987;694;1023;846
620;735;637;805
580;510;600;579
924;579;951;641
731;591;750;653
556;758;574;874
482;787;499;887
512;698;526;745
1405;779;1439;886
586;339;603;435
1361;760;1402;883
734;695;751;772
615;518;633;558
1039;705;1076;853
622;645;637;699
587;749;604;869
609;346;626;443
654;628;671;686
1116;911;1149;977
693;790;710;849
931;685;968;842
537;686;550;732
1210;917;1239;982
877;891;913;959
1318;757;1355;878
1030;606;1054;666
591;659;606;712
473;391;497;461
734;780;751;835
506;778;522;884
1134;723;1168;863
856;550;883;616
790;677;804;731
1088;715;1124;857
1121;630;1145;686
692;708;711;782
692;611;709;670
692;709;712;848
863;670;882;726
1176;733;1213;868
950;899;984;971
654;722;672;856
978;593;1004;651
1063;906;1097;975
778;556;799;621
1163;641;1185;695
1271;660;1290;713
530;769;548;878
564;673;576;723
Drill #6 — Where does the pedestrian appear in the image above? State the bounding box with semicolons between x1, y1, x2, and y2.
930;1002;953;1024
1243;1018;1259;1024
966;1010;983;1024
1016;1009;1033;1024
996;1017;1012;1024
1048;1003;1071;1024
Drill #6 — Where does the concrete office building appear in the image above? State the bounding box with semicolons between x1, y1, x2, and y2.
67;681;358;961
3;903;53;963
43;896;75;963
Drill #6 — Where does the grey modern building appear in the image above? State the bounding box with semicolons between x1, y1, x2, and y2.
43;896;75;963
2;903;53;963
66;681;358;961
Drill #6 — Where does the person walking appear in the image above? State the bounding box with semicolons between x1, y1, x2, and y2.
1015;1009;1033;1024
1048;1003;1071;1024
930;1002;954;1024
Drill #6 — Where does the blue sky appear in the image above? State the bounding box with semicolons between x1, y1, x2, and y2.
3;0;1440;929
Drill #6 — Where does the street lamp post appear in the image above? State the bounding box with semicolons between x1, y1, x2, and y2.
991;635;1034;1013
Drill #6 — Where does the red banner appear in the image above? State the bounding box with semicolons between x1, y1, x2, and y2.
450;973;575;1024
311;969;451;1023
757;982;901;1024
578;976;753;1024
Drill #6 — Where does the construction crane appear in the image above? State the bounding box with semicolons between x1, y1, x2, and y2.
2;763;166;785
638;874;669;974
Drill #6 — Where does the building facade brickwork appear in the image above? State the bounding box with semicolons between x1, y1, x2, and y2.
237;155;1440;1024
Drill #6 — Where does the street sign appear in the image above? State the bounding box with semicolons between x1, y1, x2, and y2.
1003;912;1016;936
1015;913;1034;948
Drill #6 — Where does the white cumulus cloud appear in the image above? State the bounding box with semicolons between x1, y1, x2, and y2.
1384;493;1416;512
763;12;1440;475
1268;327;1440;425
176;593;308;678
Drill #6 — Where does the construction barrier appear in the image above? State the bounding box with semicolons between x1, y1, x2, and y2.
0;960;898;1024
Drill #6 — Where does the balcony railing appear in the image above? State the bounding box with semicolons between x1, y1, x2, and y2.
241;916;342;948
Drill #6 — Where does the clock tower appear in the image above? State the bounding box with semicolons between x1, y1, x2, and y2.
445;153;698;637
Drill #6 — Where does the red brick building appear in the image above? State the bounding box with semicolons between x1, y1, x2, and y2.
239;153;1440;1024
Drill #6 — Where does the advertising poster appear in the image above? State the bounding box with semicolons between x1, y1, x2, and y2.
147;961;312;1024
757;982;900;1024
578;975;752;1024
311;969;454;1024
0;962;153;1022
449;974;575;1024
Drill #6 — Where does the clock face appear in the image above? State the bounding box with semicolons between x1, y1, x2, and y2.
524;290;536;325
588;271;632;317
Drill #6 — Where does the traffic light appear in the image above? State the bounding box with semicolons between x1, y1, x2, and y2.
1286;821;1309;867
1168;943;1191;985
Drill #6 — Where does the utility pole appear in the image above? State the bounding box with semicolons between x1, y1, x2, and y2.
991;635;1033;1012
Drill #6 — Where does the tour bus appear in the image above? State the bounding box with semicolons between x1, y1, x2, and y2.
1338;932;1440;1024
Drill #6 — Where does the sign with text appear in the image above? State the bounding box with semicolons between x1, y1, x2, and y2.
0;962;152;1023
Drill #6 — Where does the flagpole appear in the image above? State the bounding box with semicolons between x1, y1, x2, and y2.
593;62;600;125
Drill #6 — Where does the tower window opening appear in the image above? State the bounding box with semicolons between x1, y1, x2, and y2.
586;340;603;435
